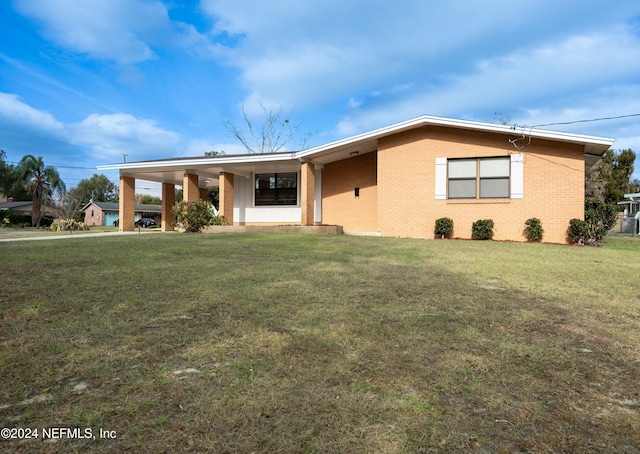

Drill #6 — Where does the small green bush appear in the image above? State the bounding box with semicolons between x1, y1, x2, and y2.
471;219;494;240
0;211;32;227
434;217;453;238
174;200;213;233
568;218;588;245
524;217;544;242
584;198;617;244
209;215;230;226
50;219;89;232
568;199;618;246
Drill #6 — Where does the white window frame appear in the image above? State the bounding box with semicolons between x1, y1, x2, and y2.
435;154;523;200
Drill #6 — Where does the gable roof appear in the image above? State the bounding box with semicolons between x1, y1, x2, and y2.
97;115;614;183
82;201;162;213
0;201;33;210
297;115;614;168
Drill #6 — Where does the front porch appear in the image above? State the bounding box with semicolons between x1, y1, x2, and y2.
113;155;323;232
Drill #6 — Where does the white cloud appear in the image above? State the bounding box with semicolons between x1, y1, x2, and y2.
179;139;245;157
14;0;173;63
334;28;640;135
69;113;181;161
198;1;640;114
0;92;64;132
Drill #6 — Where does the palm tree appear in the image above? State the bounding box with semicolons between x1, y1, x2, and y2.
18;155;66;227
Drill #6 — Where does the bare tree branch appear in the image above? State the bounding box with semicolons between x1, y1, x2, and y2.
224;102;311;154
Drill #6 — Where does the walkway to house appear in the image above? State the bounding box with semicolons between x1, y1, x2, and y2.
0;230;158;242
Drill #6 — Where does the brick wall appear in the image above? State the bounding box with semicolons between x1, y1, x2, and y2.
322;152;378;232
301;162;315;225
162;183;175;231
183;173;200;202
375;126;584;243
83;204;101;226
119;176;136;231
220;172;234;224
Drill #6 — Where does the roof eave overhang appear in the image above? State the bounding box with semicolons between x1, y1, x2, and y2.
295;115;614;164
97;115;615;177
97;151;298;172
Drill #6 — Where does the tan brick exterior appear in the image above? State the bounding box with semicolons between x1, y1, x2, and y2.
300;161;315;225
220;172;234;224
162;183;175;231
183;173;200;202
105;116;602;243
322;126;584;243
119;176;136;232
322;152;378;232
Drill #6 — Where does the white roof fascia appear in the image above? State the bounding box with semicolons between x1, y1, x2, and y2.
97;115;615;171
97;152;298;171
296;115;614;160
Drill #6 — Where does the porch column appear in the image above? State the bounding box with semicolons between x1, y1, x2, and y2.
183;173;200;202
161;183;175;231
301;161;315;226
219;172;234;224
199;187;208;202
119;175;135;232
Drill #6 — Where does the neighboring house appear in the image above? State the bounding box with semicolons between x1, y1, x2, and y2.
98;115;614;243
82;201;161;227
0;200;35;215
0;198;56;217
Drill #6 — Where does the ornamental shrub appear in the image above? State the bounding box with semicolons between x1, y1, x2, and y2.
50;219;89;231
0;211;31;227
568;218;588;245
524;217;544;242
209;215;229;226
434;217;453;238
584;197;617;244
471;219;494;240
174;200;213;233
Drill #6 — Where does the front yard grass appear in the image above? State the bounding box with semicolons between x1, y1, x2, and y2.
1;233;639;452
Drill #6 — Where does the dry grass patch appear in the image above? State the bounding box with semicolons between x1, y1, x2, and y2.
1;233;639;452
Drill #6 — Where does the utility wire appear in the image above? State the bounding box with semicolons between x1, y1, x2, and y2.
0;126;95;151
531;113;640;128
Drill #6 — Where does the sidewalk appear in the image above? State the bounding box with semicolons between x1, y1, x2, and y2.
0;230;157;242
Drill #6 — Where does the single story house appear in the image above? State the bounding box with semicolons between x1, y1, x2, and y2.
82;201;162;227
98;115;614;243
0;199;35;215
0;198;55;218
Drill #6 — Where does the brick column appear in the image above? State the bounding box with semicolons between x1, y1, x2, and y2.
219;172;234;224
161;183;175;231
301;161;315;225
183;173;200;202
199;187;208;202
119;175;135;232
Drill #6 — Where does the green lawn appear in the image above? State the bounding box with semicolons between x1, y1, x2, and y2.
1;233;639;453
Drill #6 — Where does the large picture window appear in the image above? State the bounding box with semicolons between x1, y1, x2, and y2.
255;172;298;206
448;157;510;199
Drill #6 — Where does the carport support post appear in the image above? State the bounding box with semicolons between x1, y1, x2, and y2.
301;161;315;226
119;175;136;232
161;183;175;232
219;171;234;224
183;173;200;202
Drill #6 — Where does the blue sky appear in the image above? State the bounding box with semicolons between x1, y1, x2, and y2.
1;0;640;196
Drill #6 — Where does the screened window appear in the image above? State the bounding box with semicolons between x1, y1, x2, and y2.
448;157;510;199
255;172;298;206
